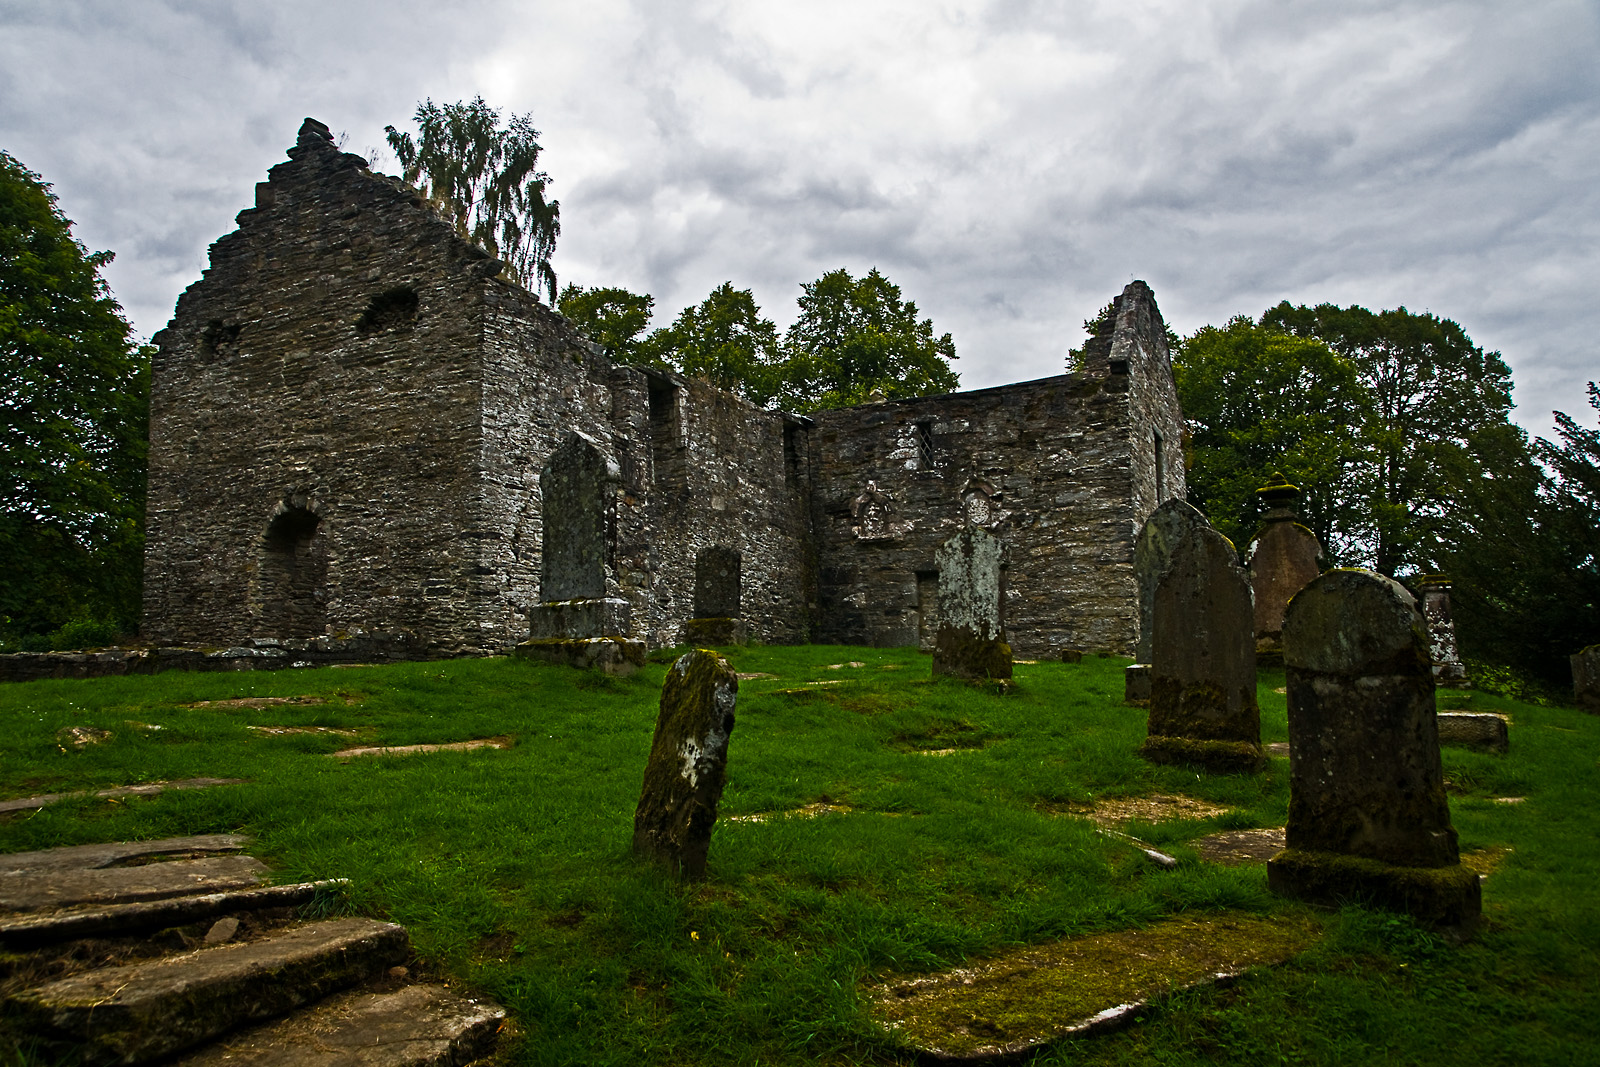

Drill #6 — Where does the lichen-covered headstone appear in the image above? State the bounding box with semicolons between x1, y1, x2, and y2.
633;650;738;879
683;546;745;645
1139;517;1263;772
1245;474;1322;665
932;527;1012;680
1415;577;1468;685
1574;644;1600;715
516;431;644;674
1126;499;1209;705
1268;569;1480;928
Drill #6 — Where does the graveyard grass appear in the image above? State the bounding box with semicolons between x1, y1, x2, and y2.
1;650;1596;1065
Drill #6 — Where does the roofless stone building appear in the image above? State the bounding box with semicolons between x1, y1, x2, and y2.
142;119;1186;659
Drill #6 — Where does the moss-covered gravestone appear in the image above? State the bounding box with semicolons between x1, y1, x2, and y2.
931;527;1012;680
515;432;645;675
1415;576;1468;685
633;650;739;880
1575;644;1600;715
1245;474;1322;666
1126;499;1209;705
1139;514;1263;772
683;546;744;646
1268;569;1481;928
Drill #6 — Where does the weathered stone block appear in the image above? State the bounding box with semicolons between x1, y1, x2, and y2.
633;650;738;879
1060;648;1084;664
1415;577;1468;685
1572;644;1600;714
541;432;619;602
1270;568;1477;928
1124;663;1151;704
1246;474;1322;661
682;617;746;646
527;597;631;640
1139;512;1261;772
513;636;645;676
694;546;742;619
1436;712;1509;753
931;527;1013;680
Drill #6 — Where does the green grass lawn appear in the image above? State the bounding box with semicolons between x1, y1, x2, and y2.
1;647;1596;1065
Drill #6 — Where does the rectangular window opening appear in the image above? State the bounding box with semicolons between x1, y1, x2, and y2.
914;420;936;470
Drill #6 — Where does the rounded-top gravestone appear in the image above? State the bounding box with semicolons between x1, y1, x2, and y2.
1245;474;1322;662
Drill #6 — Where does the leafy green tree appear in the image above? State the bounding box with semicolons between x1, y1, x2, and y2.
1262;302;1516;576
557;284;655;363
1;152;149;644
778;268;958;411
1174;317;1372;558
386;97;561;302
642;282;784;405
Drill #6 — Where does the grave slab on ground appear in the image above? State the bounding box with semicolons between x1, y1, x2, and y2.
865;913;1320;1062
0;855;269;912
1269;568;1481;928
0;777;246;814
1437;712;1510;753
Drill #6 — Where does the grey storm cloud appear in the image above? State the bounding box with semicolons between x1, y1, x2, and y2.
2;0;1595;437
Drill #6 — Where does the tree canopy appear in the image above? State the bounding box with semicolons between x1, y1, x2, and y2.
386;97;561;302
0;151;149;645
777;268;958;411
556;284;655;364
640;282;784;406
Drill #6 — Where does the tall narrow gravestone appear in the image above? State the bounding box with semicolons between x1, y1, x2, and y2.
1245;474;1322;666
932;527;1012;680
1268;569;1481;928
633;649;738;880
683;546;745;646
1574;644;1600;715
1139;514;1263;773
1126;499;1209;705
514;432;645;675
1415;577;1468;685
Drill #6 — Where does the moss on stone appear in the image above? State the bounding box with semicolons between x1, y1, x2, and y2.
1139;735;1266;774
1148;677;1261;742
512;636;645;676
1267;847;1481;929
932;627;1013;680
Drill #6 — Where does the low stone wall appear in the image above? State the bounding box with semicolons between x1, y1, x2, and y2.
0;633;425;683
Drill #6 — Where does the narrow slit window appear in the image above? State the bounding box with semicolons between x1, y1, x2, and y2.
914;421;935;470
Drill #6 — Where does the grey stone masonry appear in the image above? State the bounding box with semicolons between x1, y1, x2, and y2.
633;650;738;879
139;118;1188;663
1575;644;1600;714
1268;568;1480;928
1139;510;1262;773
931;526;1013;680
1246;474;1322;664
1415;577;1468;685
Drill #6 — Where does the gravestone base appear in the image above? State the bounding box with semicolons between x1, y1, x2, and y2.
1436;712;1509;753
1139;735;1266;774
931;627;1013;680
528;598;632;640
1124;664;1152;705
514;637;646;676
682;617;746;647
1267;848;1481;929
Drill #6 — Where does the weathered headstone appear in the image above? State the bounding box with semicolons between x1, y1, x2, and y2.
1126;499;1209;705
633;650;738;879
1575;644;1600;715
515;432;645;675
1268;569;1480;928
1245;474;1322;665
1436;712;1509;753
683;546;745;646
1415;576;1468;685
1139;515;1263;773
931;527;1012;680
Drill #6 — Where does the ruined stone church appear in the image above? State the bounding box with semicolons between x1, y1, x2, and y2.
141;119;1186;660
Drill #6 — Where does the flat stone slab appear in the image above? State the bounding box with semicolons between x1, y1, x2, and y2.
1437;712;1510;753
183;696;328;709
329;737;511;759
0;879;347;948
10;916;409;1064
174;983;505;1066
0;777;246;814
1197;828;1287;866
0;834;250;874
0;855;269;912
866;912;1320;1062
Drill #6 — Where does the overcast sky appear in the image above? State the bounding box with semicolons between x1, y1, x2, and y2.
3;0;1596;439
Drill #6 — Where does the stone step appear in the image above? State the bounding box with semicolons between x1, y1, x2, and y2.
0;834;250;874
9;916;409;1065
0;878;347;948
173;983;506;1066
0;855;269;912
